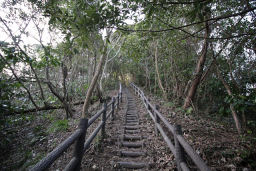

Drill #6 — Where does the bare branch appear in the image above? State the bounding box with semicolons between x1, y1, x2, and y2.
114;7;256;33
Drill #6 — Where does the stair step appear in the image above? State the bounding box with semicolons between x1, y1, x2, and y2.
126;116;137;119
125;130;140;134
127;107;136;109
126;114;137;116
123;135;141;141
124;126;139;130
126;117;137;119
126;122;138;125
122;141;143;148
127;110;136;113
127;109;136;111
120;151;145;157
126;116;137;118
126;119;138;122
127;113;137;116
126;118;137;121
125;123;139;126
116;161;148;169
126;120;138;123
126;120;139;123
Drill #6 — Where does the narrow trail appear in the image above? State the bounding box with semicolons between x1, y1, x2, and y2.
114;88;150;169
81;87;175;170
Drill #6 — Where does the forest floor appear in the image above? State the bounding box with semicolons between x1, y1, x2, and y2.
138;87;256;170
1;87;256;170
0;90;117;171
80;87;256;170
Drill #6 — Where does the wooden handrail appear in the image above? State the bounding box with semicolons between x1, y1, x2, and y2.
30;129;83;171
131;83;210;171
30;83;123;171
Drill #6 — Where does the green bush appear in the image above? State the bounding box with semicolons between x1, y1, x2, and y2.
48;119;68;133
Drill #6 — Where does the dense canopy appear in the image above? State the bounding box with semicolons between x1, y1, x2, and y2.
0;0;256;170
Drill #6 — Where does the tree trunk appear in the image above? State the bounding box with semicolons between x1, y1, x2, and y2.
99;33;122;91
216;65;242;134
154;41;167;100
183;21;210;108
96;82;103;103
81;34;109;118
62;63;70;118
154;70;157;94
45;58;73;118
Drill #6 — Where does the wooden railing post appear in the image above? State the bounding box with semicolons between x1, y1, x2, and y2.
120;91;122;103
174;124;185;171
111;97;115;121
117;94;120;108
147;98;150;110
154;105;160;136
72;118;88;170
120;83;122;103
101;102;107;141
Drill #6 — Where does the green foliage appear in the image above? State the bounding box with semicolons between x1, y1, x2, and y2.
0;42;27;113
0;77;20;113
48;119;69;133
221;94;256;117
247;120;256;135
185;107;193;115
91;95;98;103
0;41;22;66
33;125;46;136
44;113;56;122
238;150;256;168
174;107;185;113
164;102;175;108
219;106;229;116
35;46;61;68
0;0;256;169
84;84;89;91
46;95;58;104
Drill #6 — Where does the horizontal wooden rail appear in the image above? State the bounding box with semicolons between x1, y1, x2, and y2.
31;83;123;171
131;83;210;171
88;108;105;126
30;129;83;171
83;122;104;151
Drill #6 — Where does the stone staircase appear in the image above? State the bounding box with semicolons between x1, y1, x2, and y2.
114;89;150;170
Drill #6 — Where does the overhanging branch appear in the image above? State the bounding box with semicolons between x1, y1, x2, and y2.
114;7;256;33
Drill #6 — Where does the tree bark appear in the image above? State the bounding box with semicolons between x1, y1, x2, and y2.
215;65;242;134
62;62;70;118
99;33;122;91
154;41;168;100
81;33;109;118
32;19;74;118
45;57;73;118
183;21;210;108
